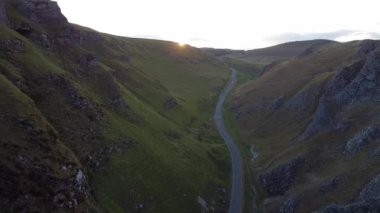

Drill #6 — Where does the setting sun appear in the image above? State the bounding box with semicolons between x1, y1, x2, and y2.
178;42;186;47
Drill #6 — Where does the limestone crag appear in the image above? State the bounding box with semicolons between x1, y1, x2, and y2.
321;173;380;213
0;0;8;25
344;125;380;155
358;173;380;202
260;157;306;196
302;43;380;139
0;117;91;212
20;0;68;25
279;196;298;213
12;0;80;46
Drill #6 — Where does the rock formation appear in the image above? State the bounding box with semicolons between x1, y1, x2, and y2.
0;0;8;25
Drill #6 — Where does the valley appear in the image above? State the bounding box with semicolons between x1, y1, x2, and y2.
0;0;380;212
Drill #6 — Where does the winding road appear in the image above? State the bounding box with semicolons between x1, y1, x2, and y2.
214;68;244;213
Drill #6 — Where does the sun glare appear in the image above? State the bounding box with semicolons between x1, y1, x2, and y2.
178;42;186;47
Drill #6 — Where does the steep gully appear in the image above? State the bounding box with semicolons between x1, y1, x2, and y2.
214;68;244;213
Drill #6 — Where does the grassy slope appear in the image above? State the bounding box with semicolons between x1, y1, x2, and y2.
84;36;231;212
0;25;100;211
0;3;230;212
229;41;380;212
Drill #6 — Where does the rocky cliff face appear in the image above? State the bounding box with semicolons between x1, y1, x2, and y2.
322;173;380;212
21;0;67;23
0;1;97;211
8;0;80;47
344;125;380;155
232;40;380;212
260;157;306;196
0;0;8;25
303;47;380;139
0;79;97;212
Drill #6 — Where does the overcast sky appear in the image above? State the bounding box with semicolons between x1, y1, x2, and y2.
55;0;380;50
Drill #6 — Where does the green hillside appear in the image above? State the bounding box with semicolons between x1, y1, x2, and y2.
0;0;230;212
229;40;380;212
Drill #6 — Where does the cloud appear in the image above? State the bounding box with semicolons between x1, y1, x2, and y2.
264;30;380;44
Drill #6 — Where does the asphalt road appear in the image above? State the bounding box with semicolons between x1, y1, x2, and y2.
214;68;244;213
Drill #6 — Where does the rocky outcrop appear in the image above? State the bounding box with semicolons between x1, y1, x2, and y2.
344;125;380;155
78;53;98;68
279;196;298;213
356;40;380;59
0;38;25;53
358;173;380;202
286;84;323;114
80;30;103;43
372;147;380;157
10;0;81;46
0;116;92;212
20;0;68;26
86;138;136;171
12;21;32;35
302;47;380;139
321;200;380;213
260;157;306;196
164;97;179;110
321;173;380;213
319;176;342;194
267;96;285;111
48;75;104;120
7;0;103;48
0;0;8;25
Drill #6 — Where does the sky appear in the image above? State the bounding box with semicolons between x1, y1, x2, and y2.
55;0;380;50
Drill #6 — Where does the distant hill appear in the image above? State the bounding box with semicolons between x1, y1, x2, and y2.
204;40;337;79
230;39;336;64
202;47;244;57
